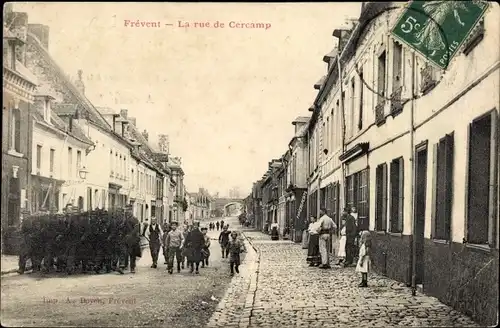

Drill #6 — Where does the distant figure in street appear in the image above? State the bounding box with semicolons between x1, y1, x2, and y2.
201;226;211;268
220;220;225;229
317;208;336;269
144;216;163;269
356;230;372;287
165;221;184;274
228;231;246;276
270;220;279;241
181;224;191;269
184;221;205;274
306;216;321;267
219;225;231;258
216;221;220;231
341;208;358;267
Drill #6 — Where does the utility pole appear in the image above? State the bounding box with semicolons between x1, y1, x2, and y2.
410;52;417;297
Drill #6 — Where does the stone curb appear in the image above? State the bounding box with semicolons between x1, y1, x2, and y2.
240;232;262;328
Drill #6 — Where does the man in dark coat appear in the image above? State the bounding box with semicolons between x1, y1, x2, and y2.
17;212;33;274
144;216;163;268
218;225;231;258
184;221;205;274
341;207;358;267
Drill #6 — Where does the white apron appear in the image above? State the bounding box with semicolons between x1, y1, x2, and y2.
356;243;371;273
337;226;347;258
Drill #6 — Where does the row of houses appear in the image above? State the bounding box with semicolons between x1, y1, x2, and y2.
186;187;214;223
246;2;499;326
2;7;188;254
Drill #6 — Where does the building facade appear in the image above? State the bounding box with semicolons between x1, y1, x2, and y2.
312;2;499;325
2;23;38;254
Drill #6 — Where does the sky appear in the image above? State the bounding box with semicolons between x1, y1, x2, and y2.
14;2;361;197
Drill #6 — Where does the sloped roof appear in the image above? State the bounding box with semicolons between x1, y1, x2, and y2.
27;32;111;131
32;104;93;145
15;60;38;85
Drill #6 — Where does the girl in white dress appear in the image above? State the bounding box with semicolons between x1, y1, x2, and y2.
336;217;347;266
356;230;372;287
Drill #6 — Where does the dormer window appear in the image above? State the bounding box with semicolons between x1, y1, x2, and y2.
43;98;51;123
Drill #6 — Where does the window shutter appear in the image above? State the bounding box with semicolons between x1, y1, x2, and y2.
430;143;438;239
444;132;454;240
389;163;395;232
398;158;404;232
382;163;388;231
14;109;21;152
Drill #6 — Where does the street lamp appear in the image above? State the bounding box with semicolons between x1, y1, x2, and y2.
78;166;89;180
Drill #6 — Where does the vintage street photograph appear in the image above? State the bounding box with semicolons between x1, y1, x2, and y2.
1;1;499;327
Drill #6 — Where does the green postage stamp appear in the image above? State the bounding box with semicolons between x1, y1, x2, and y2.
391;0;489;69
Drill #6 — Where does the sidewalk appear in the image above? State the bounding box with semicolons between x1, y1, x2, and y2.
1;254;26;275
207;229;479;328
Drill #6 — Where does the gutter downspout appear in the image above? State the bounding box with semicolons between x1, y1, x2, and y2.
410;52;417;296
338;58;347;208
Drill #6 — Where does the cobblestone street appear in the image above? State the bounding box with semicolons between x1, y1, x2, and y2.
207;230;480;328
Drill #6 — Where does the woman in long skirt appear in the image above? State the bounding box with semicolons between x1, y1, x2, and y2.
306;216;321;266
336;217;347;265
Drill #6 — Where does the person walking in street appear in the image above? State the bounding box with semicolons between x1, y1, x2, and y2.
356;230;372;287
184;221;205;274
342;208;358;267
218;225;231;258
306;216;321;267
220;220;225;230
216;221;220;231
228;231;246;276
317;208;337;269
201;226;211;268
270;219;279;240
181;224;191;269
162;222;171;264
336;216;347;266
141;218;149;236
165;221;184;274
144;216;163;269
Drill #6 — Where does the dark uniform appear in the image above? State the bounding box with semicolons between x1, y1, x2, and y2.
185;226;205;274
17;215;33;274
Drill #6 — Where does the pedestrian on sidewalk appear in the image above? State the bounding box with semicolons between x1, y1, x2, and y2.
306;216;321;267
165;221;184;274
185;221;205;274
341;208;357;267
219;225;231;258
317;208;337;269
201;226;211;268
356;230;372;287
336;216;347;266
228;231;246;276
144;217;163;269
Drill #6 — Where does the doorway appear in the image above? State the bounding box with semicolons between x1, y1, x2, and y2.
414;144;428;285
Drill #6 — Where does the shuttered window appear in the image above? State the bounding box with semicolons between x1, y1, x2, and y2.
390;157;404;233
376;163;388;231
434;133;454;240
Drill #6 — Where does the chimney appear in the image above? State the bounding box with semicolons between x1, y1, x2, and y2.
28;24;49;50
129;117;137;126
120;109;128;119
6;11;28;64
142;129;149;141
74;69;85;95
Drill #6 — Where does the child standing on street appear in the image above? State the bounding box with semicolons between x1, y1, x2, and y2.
228;231;246;276
201;227;211;268
356;230;372;287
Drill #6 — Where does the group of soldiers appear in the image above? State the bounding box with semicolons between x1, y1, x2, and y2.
17;205;142;275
